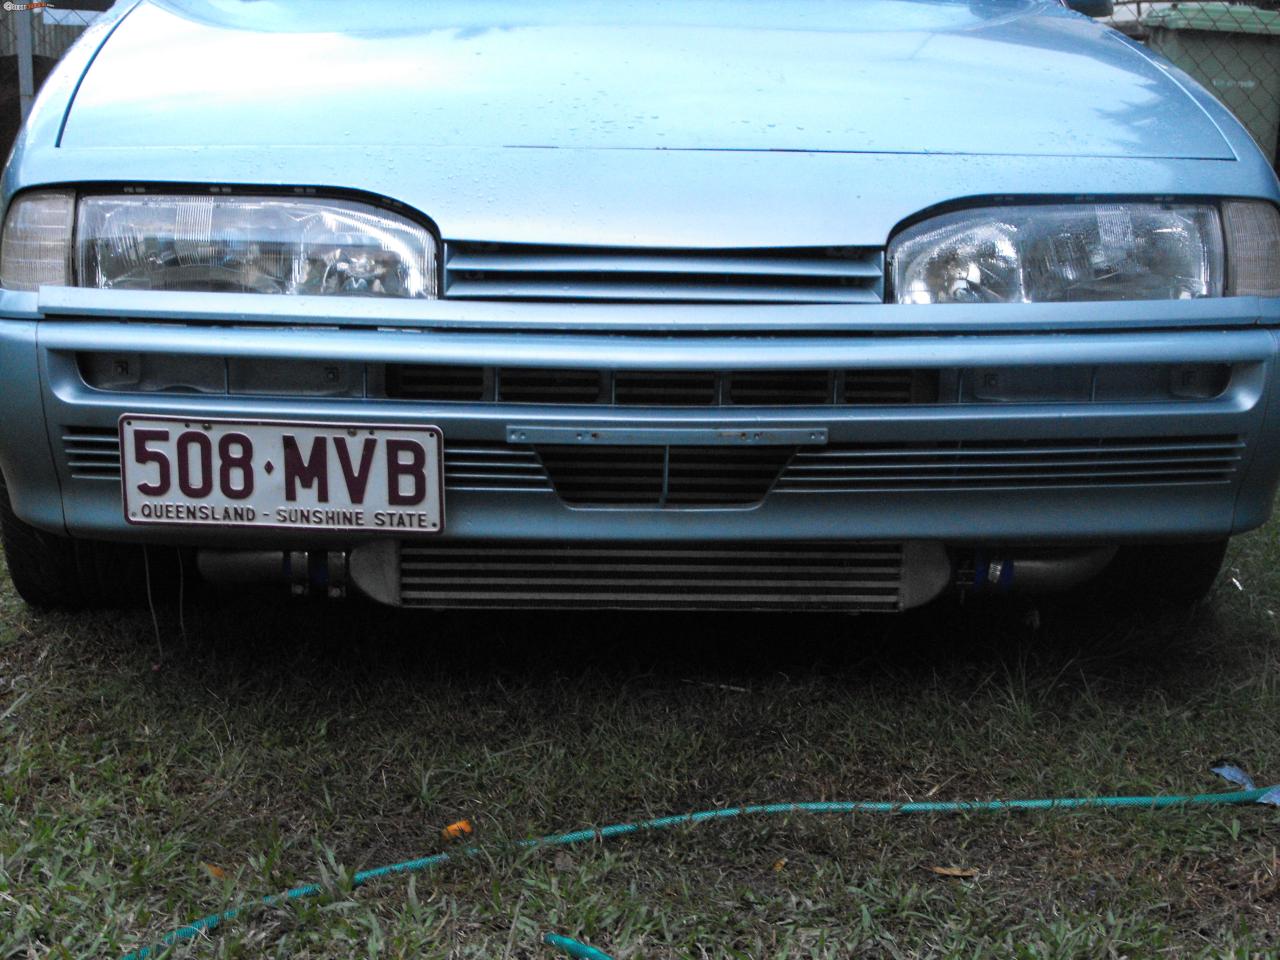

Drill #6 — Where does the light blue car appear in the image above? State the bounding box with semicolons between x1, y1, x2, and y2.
0;0;1277;613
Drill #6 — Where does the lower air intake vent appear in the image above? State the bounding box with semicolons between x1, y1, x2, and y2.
62;426;121;480
776;435;1245;492
536;445;793;507
387;541;920;611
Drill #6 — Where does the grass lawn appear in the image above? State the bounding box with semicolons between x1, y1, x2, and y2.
3;524;1279;959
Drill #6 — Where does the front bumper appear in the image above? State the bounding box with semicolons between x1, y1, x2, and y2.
4;298;1280;550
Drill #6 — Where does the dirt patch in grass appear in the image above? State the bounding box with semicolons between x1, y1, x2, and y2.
2;527;1279;958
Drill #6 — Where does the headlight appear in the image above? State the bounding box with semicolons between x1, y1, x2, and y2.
888;201;1280;304
0;190;437;297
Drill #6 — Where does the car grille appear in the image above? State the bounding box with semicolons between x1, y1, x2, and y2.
442;242;885;304
395;541;908;610
61;430;1245;499
774;435;1246;492
385;366;939;407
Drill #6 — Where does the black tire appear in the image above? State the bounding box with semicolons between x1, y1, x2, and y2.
1071;539;1229;615
0;474;169;609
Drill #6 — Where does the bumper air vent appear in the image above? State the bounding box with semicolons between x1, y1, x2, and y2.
843;369;940;404
62;426;122;480
385;364;486;402
443;442;551;492
497;368;603;404
775;435;1245;493
728;370;831;406
384;366;938;407
614;370;718;406
443;242;885;304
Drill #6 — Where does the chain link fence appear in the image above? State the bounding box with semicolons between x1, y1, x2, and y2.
0;3;1276;170
1110;1;1280;170
0;2;103;152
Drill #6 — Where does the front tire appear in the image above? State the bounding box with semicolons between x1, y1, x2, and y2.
1075;539;1229;614
0;475;165;609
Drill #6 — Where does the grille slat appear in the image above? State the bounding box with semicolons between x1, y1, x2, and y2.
444;243;885;304
397;541;905;611
445;278;884;304
787;456;1243;471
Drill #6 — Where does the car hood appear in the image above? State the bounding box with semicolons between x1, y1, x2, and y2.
59;0;1233;160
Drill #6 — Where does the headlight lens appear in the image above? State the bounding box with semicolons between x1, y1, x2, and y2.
0;191;436;297
889;203;1227;304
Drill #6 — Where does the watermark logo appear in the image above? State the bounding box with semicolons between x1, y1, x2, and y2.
3;2;57;9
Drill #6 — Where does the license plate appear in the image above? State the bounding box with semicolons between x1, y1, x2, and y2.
120;416;444;533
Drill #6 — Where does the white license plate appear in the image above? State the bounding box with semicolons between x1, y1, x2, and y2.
120;416;444;533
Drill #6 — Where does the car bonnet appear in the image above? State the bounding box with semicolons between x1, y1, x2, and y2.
57;0;1235;161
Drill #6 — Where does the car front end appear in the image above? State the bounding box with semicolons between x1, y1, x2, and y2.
1;0;1278;612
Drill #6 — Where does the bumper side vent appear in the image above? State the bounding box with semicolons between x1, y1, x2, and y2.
444;442;551;492
443;242;885;304
776;435;1246;492
390;541;917;611
62;426;122;480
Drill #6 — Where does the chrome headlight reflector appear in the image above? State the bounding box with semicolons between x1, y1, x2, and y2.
0;191;436;297
889;203;1227;304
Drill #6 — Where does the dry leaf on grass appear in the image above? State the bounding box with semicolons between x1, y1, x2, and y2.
928;865;979;878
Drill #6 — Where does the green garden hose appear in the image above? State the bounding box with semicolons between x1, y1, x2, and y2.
122;780;1279;960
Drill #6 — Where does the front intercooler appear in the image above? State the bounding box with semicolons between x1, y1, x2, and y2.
346;540;952;612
